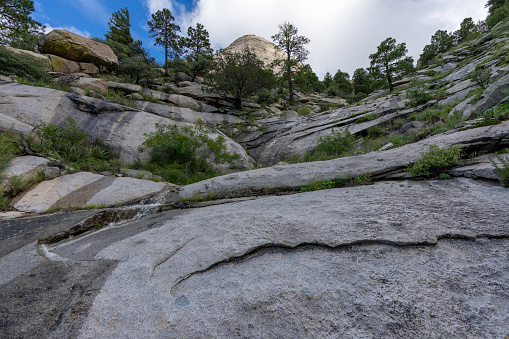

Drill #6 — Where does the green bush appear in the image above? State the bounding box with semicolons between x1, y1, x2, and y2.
0;46;51;82
406;144;462;177
490;152;509;187
314;129;355;159
405;80;432;107
473;101;509;128
138;123;240;184
299;174;372;193
470;66;491;89
355;114;377;123
298;106;313;116
37;118;117;172
255;89;278;105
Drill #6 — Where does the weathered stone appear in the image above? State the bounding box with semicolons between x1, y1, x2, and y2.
107;82;142;94
46;54;80;73
200;112;245;126
446;79;476;95
465;73;509;118
0;82;252;169
169;120;509;200
76;78;108;95
54;178;509;338
68;87;86;95
133;101;205;124
284;110;298;118
3;46;51;70
14;172;103;213
88;90;105;100
78;62;99;75
38;29;118;70
176;72;193;82
0;75;13;82
126;93;143;100
4;156;49;179
43;167;61;180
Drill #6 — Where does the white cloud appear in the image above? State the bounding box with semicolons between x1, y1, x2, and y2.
44;24;92;38
168;0;487;79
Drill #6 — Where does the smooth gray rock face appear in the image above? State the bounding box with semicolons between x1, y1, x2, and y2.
107;81;142;94
0;82;251;168
3;156;49;178
134;101;205;124
48;178;508;338
465;73;509;118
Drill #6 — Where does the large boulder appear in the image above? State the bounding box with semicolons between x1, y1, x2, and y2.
38;29;118;70
46;54;80;74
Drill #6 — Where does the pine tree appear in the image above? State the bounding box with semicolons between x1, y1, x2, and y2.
182;23;213;78
272;22;310;102
105;7;133;45
147;8;181;74
0;0;44;51
369;37;414;92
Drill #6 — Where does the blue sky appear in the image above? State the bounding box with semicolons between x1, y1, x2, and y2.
32;0;488;78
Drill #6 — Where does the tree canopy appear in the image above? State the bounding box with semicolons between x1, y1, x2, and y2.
369;37;414;92
486;0;509;27
271;22;310;102
205;48;275;109
0;0;44;51
182;23;214;78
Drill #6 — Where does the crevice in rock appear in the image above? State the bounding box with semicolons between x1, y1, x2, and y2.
150;237;196;277
168;233;509;294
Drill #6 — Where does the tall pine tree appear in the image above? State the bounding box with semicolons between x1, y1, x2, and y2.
147;8;181;74
0;0;44;51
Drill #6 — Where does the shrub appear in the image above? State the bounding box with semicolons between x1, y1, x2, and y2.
405;80;432;107
37;118;117;172
470;66;491;89
490;152;509;187
406;144;462;177
299;174;372;193
255;89;278;105
473;101;509;128
355;114;377;123
0;46;51;82
314;129;355;159
298;106;313;116
138;123;240;184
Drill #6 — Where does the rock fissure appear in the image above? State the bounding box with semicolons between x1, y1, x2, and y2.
150;237;197;277
168;232;509;294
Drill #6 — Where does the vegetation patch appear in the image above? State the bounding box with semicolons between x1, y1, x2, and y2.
298;106;313;116
491;151;509;187
299;174;372;193
472;101;509;128
405;144;462;177
137;122;240;185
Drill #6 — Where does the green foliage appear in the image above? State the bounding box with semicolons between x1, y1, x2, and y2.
405;144;462;177
405;79;432;107
147;8;181;73
37;118;118;172
454;17;479;43
0;130;23;174
490;151;509;186
105;7;134;46
314;129;355;159
486;0;509;28
0;46;51;82
473;101;509;127
298;106;313;116
255;89;278;105
205;48;276;109
352;68;375;97
138;123;240;185
332;69;353;95
182;23;213;78
418;30;454;67
355;114;377;123
369;37;415;92
299;174;372;193
104;89;136;108
272;22;310;102
470;66;491;89
0;0;44;51
295;64;321;93
0;172;43;211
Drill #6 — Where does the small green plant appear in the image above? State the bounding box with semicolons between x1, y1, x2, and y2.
298;106;313;116
0;46;52;83
314;129;355;159
355;114;377;123
405;79;432;107
104;89;136;108
490;152;509;187
299;174;372;193
470;66;491;89
406;144;462;177
439;173;451;180
472;101;509;128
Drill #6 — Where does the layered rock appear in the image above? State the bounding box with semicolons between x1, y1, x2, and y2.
38;29;118;70
0;82;252;170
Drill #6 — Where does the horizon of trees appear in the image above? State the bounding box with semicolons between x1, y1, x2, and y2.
1;0;505;102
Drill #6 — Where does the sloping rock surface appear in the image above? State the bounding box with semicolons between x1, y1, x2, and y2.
13;172;171;213
38;29;119;70
20;178;506;338
0;82;251;169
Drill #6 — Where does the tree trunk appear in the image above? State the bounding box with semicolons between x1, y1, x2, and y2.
234;97;242;110
164;44;168;76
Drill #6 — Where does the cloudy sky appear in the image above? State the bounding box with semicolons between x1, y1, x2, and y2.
33;0;488;78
